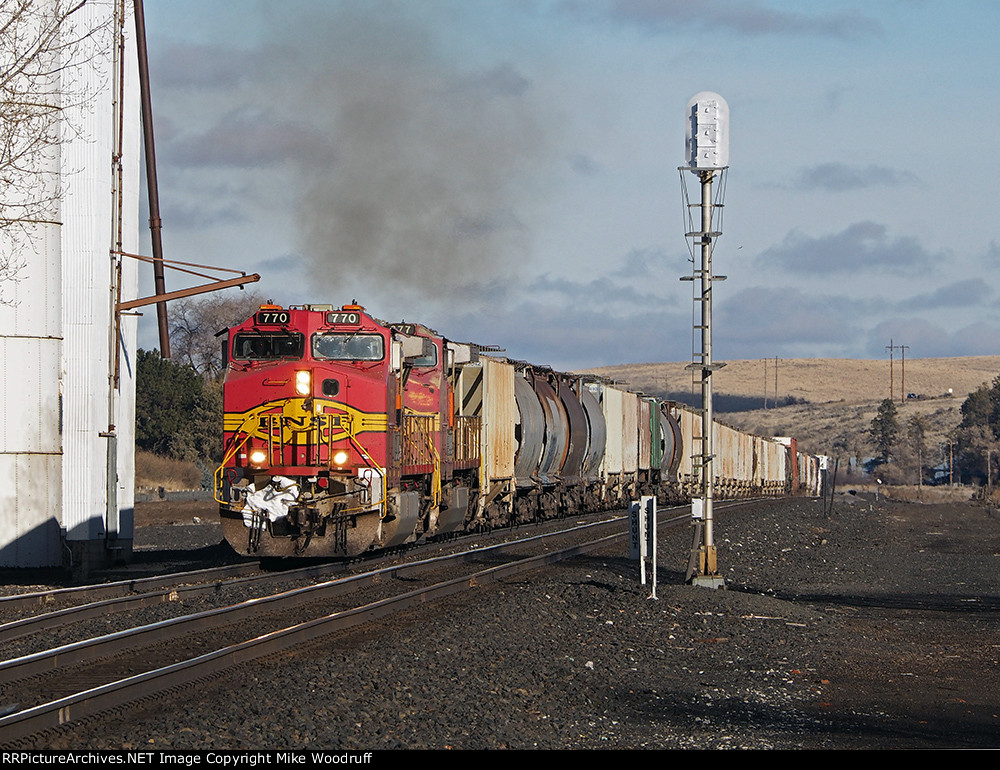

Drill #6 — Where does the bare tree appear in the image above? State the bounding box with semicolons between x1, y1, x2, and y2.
0;0;111;302
170;291;267;380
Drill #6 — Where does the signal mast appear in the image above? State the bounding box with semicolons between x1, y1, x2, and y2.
680;92;729;589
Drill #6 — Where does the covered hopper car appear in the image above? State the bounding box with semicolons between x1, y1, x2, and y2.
215;303;820;557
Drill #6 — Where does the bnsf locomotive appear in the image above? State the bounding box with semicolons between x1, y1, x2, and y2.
216;302;820;558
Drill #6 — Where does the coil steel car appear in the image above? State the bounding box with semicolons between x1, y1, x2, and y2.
215;303;821;557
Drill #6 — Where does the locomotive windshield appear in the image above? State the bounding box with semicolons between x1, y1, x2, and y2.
232;332;304;361
312;333;385;361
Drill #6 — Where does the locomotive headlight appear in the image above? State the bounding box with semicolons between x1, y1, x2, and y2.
332;449;349;466
249;449;267;466
295;370;312;396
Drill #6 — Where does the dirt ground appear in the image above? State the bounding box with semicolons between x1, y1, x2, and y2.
123;492;1000;748
134;499;217;528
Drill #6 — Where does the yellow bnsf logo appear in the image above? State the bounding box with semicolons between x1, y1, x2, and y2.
224;398;388;443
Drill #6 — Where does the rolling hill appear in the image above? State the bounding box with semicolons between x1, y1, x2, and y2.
579;356;1000;465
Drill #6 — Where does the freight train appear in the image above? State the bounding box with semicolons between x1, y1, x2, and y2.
215;302;821;558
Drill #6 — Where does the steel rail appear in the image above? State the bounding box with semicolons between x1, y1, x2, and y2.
0;561;356;645
0;511;633;646
0;562;260;613
0;514;631;687
0;499;749;645
0;527;628;744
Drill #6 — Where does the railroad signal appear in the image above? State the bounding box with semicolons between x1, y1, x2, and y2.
680;92;729;590
686;92;730;170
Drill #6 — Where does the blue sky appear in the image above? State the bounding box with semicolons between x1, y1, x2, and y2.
139;0;1000;370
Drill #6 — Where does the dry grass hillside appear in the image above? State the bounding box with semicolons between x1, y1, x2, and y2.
580;357;1000;464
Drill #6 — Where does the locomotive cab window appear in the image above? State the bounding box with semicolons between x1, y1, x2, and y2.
312;333;385;361
232;333;304;361
407;342;438;368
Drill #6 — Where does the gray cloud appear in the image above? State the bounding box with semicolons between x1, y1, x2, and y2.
446;299;691;369
896;279;990;312
599;0;882;38
865;317;1000;358
567;153;602;177
453;62;531;98
150;41;266;90
165;109;335;169
531;271;672;308
610;247;671;279
159;198;247;229
822;85;851;115
792;163;919;192
757;221;944;274
717;286;866;357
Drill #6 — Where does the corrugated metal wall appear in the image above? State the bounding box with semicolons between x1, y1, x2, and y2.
0;1;65;567
61;0;140;553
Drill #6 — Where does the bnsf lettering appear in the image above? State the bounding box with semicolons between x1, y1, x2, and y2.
326;311;361;326
262;415;343;433
255;310;290;325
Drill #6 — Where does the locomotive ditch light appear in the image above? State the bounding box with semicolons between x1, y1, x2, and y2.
295;370;312;396
332;449;350;467
249;449;267;466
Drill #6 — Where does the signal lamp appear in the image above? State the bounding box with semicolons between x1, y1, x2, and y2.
332;449;349;466
295;370;311;396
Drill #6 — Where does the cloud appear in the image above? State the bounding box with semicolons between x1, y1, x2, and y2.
567;153;602;177
896;279;990;311
159;198;247;229
164;109;335;169
865;317;1000;358
150;42;264;90
821;85;851;115
791;163;919;192
717;286;866;355
597;0;882;39
757;222;944;275
453;62;531;98
531;271;673;308
445;298;691;370
610;247;671;279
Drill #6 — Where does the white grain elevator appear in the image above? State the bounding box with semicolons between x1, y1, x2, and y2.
0;0;140;568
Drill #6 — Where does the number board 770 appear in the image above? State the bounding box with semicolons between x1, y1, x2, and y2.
254;310;290;325
326;311;361;326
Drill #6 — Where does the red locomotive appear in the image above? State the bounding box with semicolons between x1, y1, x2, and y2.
217;302;483;557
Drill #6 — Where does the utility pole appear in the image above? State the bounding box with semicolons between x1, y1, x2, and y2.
763;358;768;409
886;339;895;402
774;356;779;408
899;344;909;403
680;92;729;590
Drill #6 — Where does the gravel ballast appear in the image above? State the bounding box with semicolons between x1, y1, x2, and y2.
13;492;1000;750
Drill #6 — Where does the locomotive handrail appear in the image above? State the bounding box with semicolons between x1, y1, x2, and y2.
346;431;386;519
214;417;256;505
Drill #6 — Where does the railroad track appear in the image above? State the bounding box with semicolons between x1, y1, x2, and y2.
0;510;668;745
0;499;765;745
